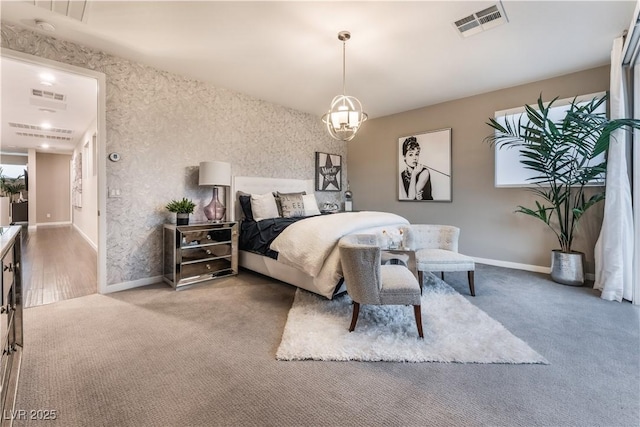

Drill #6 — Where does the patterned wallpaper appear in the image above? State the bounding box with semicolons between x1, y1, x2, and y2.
1;24;347;286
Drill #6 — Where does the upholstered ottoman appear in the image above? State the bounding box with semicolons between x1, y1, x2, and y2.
406;225;476;296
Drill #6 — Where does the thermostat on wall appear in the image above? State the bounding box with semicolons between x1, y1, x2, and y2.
108;152;121;162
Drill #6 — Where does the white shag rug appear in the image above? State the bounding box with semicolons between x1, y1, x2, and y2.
276;274;548;363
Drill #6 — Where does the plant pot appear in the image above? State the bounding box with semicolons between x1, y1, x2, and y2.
176;213;190;226
550;250;585;286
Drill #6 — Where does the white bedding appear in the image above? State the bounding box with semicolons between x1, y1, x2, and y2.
232;176;410;299
270;211;410;298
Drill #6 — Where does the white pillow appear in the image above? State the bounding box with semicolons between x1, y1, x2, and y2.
250;192;280;221
302;194;321;216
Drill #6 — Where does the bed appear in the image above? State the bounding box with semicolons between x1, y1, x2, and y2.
231;176;410;299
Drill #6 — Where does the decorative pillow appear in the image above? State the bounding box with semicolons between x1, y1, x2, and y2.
250;192;280;221
237;191;253;221
278;193;306;218
275;191;306;217
302;194;321;216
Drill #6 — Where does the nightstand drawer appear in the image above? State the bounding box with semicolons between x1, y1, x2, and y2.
181;244;232;262
180;258;232;279
182;228;231;246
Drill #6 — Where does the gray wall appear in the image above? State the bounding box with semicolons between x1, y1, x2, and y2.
1;24;346;286
1;23;610;281
35;152;71;223
348;66;610;272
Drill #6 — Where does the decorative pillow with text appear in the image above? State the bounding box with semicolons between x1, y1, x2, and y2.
274;191;306;217
278;193;306;218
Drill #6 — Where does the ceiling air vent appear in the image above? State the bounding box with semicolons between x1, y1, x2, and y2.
31;88;65;101
453;2;508;38
15;132;73;142
10;122;73;135
30;88;67;111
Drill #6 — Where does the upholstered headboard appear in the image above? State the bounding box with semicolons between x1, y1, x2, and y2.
230;176;314;221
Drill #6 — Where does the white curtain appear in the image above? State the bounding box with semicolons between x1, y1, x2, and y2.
593;37;635;302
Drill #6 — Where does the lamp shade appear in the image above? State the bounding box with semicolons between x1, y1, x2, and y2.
199;161;231;186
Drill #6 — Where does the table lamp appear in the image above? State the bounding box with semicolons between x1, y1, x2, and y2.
199;161;231;222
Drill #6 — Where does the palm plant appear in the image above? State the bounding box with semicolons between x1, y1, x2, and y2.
0;167;7;197
3;181;25;201
0;168;25;201
485;93;640;253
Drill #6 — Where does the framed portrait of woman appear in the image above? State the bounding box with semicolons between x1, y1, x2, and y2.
398;128;452;202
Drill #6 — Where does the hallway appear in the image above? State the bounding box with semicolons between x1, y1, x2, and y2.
22;225;97;308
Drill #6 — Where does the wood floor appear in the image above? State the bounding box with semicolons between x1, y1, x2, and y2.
21;225;97;308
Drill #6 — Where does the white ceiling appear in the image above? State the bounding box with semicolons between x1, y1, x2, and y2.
0;1;636;154
1;56;97;155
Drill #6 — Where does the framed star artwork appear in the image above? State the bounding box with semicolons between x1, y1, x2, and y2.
315;152;342;192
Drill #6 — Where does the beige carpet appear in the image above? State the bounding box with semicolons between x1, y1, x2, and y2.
12;265;640;427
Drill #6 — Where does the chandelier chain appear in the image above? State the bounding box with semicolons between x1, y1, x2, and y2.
342;39;346;96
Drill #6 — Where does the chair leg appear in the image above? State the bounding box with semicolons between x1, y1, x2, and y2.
349;302;360;332
440;272;444;280
468;271;475;296
418;271;423;294
413;305;424;339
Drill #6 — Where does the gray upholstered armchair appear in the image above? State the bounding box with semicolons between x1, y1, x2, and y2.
338;234;423;338
405;224;476;296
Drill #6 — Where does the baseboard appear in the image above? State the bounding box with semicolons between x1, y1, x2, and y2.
103;275;164;294
473;256;595;281
37;221;72;227
72;223;97;251
103;259;596;295
472;256;550;273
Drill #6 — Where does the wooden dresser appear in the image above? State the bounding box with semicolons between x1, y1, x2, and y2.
0;226;23;426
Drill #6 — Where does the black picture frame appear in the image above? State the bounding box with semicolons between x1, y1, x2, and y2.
398;128;452;202
315;152;342;192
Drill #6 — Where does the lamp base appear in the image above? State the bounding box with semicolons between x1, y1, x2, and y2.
204;187;226;222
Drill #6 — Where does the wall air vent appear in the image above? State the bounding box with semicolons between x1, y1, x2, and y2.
22;0;90;23
453;2;508;38
10;122;73;135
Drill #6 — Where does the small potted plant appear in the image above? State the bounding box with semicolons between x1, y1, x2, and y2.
165;198;196;225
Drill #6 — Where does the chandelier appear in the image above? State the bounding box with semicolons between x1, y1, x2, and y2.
322;31;368;142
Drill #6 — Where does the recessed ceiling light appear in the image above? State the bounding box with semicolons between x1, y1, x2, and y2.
40;122;52;129
35;20;56;32
38;108;56;113
41;143;50;149
39;72;55;86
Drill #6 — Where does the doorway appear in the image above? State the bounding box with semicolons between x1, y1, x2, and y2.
1;48;107;302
